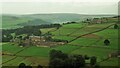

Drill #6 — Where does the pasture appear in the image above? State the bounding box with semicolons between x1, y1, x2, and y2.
2;21;118;67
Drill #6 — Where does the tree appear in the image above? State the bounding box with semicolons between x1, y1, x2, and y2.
19;63;26;68
104;39;110;46
49;50;85;68
49;58;64;68
114;24;119;29
33;29;41;36
2;34;13;42
49;49;68;60
74;55;85;67
37;65;43;68
84;55;89;60
90;56;97;65
26;65;32;68
64;58;75;68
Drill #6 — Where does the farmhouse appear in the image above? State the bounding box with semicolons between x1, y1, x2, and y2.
12;36;67;47
108;51;120;58
87;18;108;24
92;18;102;24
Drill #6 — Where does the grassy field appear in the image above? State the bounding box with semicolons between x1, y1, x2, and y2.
51;23;86;36
2;20;118;67
70;47;116;62
2;44;80;66
99;58;119;66
40;28;57;34
2;16;33;29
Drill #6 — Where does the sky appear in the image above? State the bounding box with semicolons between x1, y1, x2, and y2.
1;0;119;15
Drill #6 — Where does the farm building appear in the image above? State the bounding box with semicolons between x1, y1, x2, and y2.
108;51;120;58
87;18;108;24
12;36;66;47
29;36;66;47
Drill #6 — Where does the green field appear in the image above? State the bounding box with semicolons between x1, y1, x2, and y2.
2;17;119;67
2;16;33;29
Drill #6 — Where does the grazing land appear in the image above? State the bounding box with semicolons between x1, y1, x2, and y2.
1;15;119;68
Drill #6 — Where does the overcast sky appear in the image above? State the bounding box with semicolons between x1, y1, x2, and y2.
1;0;119;15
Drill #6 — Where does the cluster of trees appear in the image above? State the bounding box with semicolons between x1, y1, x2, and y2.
18;63;43;68
2;29;13;42
51;39;68;43
2;24;62;42
63;21;77;25
114;24;119;29
104;39;110;46
49;49;98;68
44;32;68;43
2;28;41;42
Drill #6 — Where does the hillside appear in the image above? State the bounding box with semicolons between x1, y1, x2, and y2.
2;16;119;67
2;13;115;29
22;13;115;23
2;15;51;29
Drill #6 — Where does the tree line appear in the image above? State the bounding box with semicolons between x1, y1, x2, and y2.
2;24;62;42
49;49;98;68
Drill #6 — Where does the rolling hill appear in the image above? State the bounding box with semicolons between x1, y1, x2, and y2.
2;13;115;29
2;15;51;29
23;13;115;23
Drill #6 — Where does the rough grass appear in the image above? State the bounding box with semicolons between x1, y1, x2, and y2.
16;46;51;57
2;56;31;66
52;45;79;54
2;43;24;54
2;16;32;29
51;23;86;36
70;47;116;62
40;28;56;34
62;23;86;28
99;58;119;66
52;36;75;41
2;22;118;66
69;38;99;46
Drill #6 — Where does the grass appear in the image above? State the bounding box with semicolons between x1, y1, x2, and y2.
52;35;75;41
2;56;31;66
26;57;49;66
69;38;99;46
70;47;116;62
62;23;86;28
93;28;118;49
52;45;79;54
2;16;33;29
2;43;80;66
51;23;86;36
52;28;78;36
16;46;51;57
99;58;119;66
2;55;16;63
2;22;118;66
94;29;118;39
40;28;56;34
2;43;24;54
94;38;118;49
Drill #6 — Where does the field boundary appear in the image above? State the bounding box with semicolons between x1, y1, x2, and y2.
68;23;115;43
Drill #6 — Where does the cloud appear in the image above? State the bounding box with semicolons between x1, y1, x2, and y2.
2;2;118;14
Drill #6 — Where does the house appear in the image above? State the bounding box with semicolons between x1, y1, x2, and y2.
92;18;102;24
11;35;66;47
89;18;108;24
108;51;120;58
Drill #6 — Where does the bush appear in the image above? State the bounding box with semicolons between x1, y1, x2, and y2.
104;39;110;46
90;56;97;65
114;24;119;29
19;63;26;68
